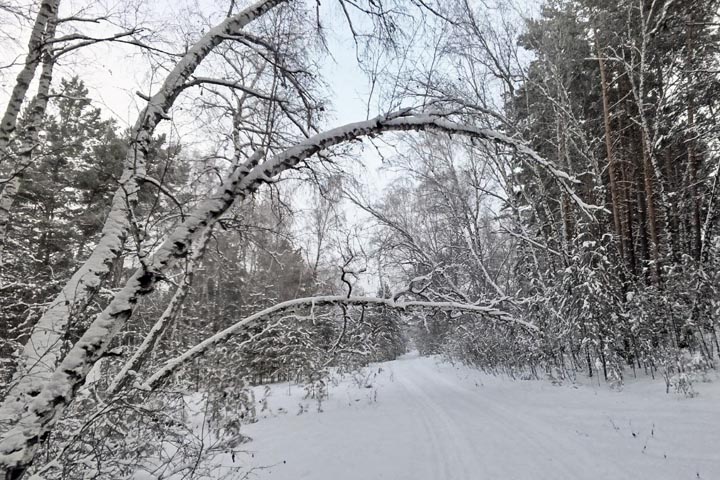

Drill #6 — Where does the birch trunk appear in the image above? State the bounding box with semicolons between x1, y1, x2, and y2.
105;221;214;395
0;0;59;159
0;9;58;270
0;0;287;436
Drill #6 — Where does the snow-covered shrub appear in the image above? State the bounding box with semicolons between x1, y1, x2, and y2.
662;350;713;398
30;388;250;479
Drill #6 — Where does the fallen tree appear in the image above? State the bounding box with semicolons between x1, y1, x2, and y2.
0;0;288;432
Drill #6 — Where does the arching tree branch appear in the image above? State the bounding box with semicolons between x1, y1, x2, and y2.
140;294;532;391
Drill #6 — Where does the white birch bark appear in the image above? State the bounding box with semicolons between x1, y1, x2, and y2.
0;6;58;269
0;0;59;159
0;146;266;475
0;0;288;438
105;225;214;395
0;178;19;267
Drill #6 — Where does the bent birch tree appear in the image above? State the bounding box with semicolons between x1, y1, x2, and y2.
0;106;588;476
0;0;287;434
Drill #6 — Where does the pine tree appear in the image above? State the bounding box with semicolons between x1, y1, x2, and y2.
1;77;125;381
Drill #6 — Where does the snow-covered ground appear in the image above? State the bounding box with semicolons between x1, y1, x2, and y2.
216;353;720;479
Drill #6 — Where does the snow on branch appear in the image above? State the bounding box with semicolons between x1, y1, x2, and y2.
140;295;535;391
0;150;265;475
0;0;288;441
235;109;602;218
105;226;214;396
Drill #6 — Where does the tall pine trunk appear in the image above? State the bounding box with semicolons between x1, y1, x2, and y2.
597;46;628;267
686;25;702;261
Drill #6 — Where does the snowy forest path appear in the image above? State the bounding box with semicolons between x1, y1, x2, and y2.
390;355;619;479
234;354;720;480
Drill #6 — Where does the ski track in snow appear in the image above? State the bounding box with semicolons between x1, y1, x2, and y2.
212;354;720;480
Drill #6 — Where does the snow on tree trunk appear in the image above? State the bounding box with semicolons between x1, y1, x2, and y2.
0;9;58;269
237;110;599;217
0;0;288;441
0;177;19;268
105;225;215;395
0;147;268;476
0;0;58;159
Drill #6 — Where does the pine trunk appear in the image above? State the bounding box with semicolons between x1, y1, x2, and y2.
597;48;626;263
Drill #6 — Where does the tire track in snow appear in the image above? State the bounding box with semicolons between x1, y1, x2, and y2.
429;366;628;478
241;355;718;480
394;368;481;479
391;358;628;479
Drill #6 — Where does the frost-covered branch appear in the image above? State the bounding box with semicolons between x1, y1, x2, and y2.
140;294;532;391
235;110;598;218
0;106;573;476
182;77;283;104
